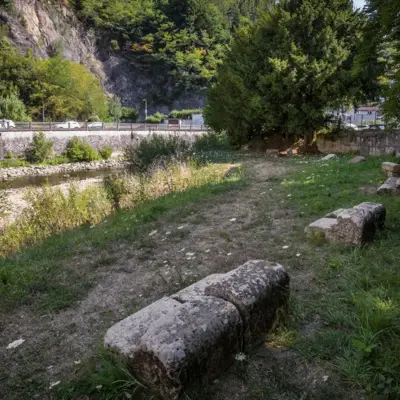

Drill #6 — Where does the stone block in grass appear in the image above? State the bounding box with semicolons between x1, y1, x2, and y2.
305;202;385;246
104;260;289;399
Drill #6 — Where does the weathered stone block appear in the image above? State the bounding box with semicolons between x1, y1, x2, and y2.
382;162;400;177
377;177;400;195
104;261;290;399
305;203;386;246
305;218;338;242
204;261;289;347
105;296;242;399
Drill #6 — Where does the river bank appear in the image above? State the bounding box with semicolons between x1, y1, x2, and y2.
0;159;126;181
0;178;102;230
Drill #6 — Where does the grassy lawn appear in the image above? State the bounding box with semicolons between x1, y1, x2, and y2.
2;154;400;400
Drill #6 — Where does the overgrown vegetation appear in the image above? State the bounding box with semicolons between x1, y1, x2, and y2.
0;159;237;258
124;134;189;172
71;0;270;90
66;136;100;162
24;132;53;163
99;146;112;160
169;109;203;119
0;38;107;121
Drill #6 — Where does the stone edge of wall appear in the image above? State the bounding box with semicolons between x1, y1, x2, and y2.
0;130;207;158
317;130;400;156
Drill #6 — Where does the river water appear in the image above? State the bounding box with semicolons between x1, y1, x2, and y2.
0;168;123;190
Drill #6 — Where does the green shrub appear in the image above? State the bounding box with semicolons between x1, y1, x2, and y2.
193;131;231;152
25;132;53;163
103;174;129;210
5;151;13;159
121;107;138;122
66;136;100;162
145;112;167;123
169;109;203;119
99;146;112;160
124;134;189;172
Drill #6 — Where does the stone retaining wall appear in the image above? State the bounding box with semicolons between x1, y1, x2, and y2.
317;130;400;156
0;130;206;158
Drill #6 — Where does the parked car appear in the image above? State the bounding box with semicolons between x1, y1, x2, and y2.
55;121;81;129
87;121;103;128
343;122;359;131
0;119;16;129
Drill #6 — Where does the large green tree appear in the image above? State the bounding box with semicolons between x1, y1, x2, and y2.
360;0;400;122
205;0;363;146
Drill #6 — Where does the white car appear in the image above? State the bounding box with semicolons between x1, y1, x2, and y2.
55;121;81;129
87;121;103;128
343;122;359;131
0;119;16;129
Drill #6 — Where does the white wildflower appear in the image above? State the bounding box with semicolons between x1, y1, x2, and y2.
177;226;184;230
227;253;232;256
282;245;290;249
96;385;103;390
205;249;211;253
296;253;301;257
287;194;292;197
165;231;171;235
49;381;61;389
230;218;237;222
148;230;158;237
322;375;329;382
6;339;25;350
235;352;247;362
74;360;81;365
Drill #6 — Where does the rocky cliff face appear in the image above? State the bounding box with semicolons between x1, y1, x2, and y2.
1;0;204;114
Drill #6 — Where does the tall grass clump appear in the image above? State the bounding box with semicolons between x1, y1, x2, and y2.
124;134;189;172
0;184;111;256
1;161;241;257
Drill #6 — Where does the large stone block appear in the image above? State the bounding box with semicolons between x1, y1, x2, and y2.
104;261;290;399
377;177;400;195
204;261;289;347
305;203;385;246
382;162;400;177
105;296;242;399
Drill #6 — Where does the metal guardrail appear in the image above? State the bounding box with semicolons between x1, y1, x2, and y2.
1;122;208;132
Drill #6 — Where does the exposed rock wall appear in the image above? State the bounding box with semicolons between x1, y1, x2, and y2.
1;0;205;112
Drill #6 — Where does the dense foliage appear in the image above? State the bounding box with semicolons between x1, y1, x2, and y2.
124;134;189;172
205;0;363;146
360;0;400;122
66;136;100;162
72;0;274;89
0;37;107;121
25;132;53;163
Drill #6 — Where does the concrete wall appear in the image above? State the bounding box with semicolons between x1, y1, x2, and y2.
0;130;206;158
317;130;400;156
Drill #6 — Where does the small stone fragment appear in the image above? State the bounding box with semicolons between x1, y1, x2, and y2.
320;154;337;162
349;156;366;164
